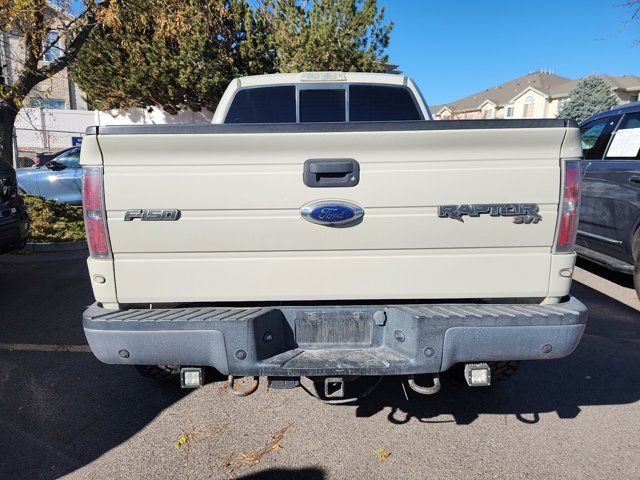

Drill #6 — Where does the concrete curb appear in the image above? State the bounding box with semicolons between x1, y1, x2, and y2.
23;240;87;253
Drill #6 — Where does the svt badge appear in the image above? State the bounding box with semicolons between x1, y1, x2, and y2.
301;200;364;227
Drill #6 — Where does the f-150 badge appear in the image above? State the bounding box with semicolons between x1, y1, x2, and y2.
301;200;364;227
124;209;181;221
438;204;541;224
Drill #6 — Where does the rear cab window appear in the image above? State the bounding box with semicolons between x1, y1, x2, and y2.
349;85;422;121
225;86;296;124
300;89;345;122
224;84;422;124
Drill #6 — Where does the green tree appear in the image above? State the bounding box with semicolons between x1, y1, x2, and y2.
557;76;618;123
71;0;393;113
71;0;274;114
0;0;109;167
266;0;392;73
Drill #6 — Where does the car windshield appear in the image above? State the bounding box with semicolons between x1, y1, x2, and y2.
51;148;81;168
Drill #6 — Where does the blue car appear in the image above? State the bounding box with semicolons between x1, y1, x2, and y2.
16;147;82;205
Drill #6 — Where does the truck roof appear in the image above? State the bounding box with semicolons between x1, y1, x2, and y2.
212;71;427;123
234;71;411;88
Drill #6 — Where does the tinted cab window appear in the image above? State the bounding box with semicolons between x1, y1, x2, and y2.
225;86;296;124
300;89;345;122
224;84;422;124
349;85;422;121
579;115;620;160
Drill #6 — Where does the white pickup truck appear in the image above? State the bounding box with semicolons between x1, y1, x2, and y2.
81;72;587;399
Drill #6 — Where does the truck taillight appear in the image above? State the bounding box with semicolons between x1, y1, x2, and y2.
555;160;581;253
82;166;112;259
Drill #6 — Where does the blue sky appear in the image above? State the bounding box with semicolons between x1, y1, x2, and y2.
72;1;638;106
381;0;640;104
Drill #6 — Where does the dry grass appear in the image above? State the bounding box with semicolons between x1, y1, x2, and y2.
222;425;292;478
175;425;227;449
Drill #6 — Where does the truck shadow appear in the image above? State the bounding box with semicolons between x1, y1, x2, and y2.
0;253;191;479
354;280;640;425
2;253;639;478
237;468;326;479
576;257;635;289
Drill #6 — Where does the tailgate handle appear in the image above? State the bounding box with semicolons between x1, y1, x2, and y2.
304;159;360;188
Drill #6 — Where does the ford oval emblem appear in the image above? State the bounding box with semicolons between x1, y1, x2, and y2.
301;200;364;227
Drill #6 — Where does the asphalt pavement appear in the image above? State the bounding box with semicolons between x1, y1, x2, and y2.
0;251;639;479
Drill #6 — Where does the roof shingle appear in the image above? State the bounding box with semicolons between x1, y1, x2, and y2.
437;72;640;113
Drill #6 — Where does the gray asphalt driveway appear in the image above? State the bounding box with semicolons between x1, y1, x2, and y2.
0;251;639;479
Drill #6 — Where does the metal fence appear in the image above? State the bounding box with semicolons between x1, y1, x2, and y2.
16;150;39;169
12;107;214;168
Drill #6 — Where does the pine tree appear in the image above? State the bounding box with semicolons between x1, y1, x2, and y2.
71;0;275;114
70;0;393;113
557;76;618;123
266;0;392;73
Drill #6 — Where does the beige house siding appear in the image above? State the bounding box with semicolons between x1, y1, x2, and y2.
2;13;87;111
512;89;548;118
26;67;88;110
616;90;640;103
435;72;640;120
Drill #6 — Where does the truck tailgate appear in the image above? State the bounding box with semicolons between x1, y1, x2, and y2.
93;121;575;304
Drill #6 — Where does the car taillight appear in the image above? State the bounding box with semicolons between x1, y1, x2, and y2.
82;166;112;259
555;159;581;253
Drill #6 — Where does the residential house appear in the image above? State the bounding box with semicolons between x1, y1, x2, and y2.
0;5;88;111
433;71;640;120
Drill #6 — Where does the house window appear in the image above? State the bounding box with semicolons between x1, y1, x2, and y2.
630;94;639;103
30;98;65;109
523;96;535;118
43;31;62;62
506;106;514;117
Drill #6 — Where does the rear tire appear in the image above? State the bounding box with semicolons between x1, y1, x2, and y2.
135;364;180;380
487;360;519;381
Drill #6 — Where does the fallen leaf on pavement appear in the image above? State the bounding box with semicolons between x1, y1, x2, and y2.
174;425;227;449
374;448;391;461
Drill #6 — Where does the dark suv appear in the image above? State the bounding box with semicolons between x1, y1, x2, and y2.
577;102;640;297
0;162;29;253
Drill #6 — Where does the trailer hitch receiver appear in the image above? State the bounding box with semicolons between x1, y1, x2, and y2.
324;377;345;398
